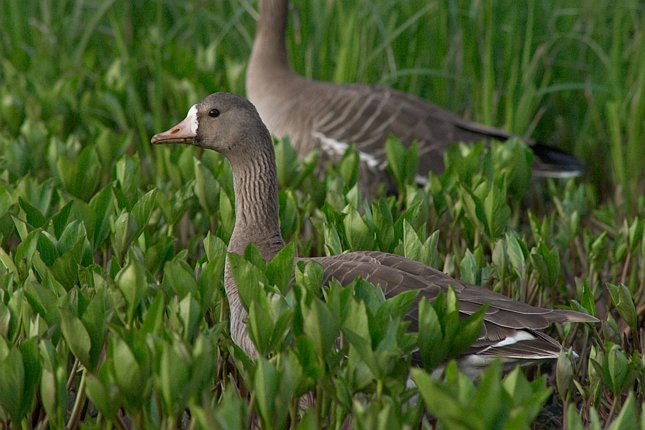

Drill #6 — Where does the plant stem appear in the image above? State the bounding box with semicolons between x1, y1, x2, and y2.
66;368;87;430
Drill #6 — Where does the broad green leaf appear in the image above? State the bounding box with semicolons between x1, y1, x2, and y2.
131;189;158;231
248;296;274;355
459;249;479;285
39;341;66;427
178;294;201;341
210;385;248;430
56;146;101;201
0;342;25;421
556;350;574;401
606;283;637;333
15;228;40;266
344;206;374;250
163;258;198;299
506;232;527;276
111;339;144;407
607;392;638;430
60;309;91;367
254;357;279;429
37;231;58;266
88;184;115;250
115;257;146;323
303;298;339;358
19;197;46;228
275;136;299;189
266;243;295;294
85;367;119;419
228;252;267;311
111;211;138;262
159;340;191;417
81;289;108;370
141;294;165;335
194;160;220;214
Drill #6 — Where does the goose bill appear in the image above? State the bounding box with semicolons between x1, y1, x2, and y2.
151;105;198;145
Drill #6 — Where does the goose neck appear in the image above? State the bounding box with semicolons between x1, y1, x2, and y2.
249;0;291;76
228;138;284;261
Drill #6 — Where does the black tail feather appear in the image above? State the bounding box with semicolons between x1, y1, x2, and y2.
530;142;584;178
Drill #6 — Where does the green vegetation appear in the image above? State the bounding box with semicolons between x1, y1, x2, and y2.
0;0;643;428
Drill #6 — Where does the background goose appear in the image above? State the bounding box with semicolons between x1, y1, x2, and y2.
151;92;596;375
246;0;584;191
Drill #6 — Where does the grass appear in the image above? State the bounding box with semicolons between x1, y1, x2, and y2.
0;0;643;428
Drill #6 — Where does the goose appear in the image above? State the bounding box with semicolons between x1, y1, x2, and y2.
151;92;596;375
246;0;583;191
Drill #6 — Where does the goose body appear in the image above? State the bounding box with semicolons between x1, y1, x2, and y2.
247;0;583;191
151;93;596;374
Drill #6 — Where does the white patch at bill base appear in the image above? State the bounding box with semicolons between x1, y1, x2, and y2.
186;104;198;134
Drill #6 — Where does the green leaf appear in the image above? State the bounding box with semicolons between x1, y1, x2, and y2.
338;148;359;187
502;367;551;423
275;136;300;189
228;252;267;311
37;230;58;266
85;365;119;419
219;190;235;239
279;190;299;239
606;283;637;333
160;340;191;417
506;232;527;276
162;258;198;299
266;243;295;294
417;298;443;370
56;146;101;201
81;289;108;370
607;392;638;430
385;137;419;189
248;296;274;356
115;257;146;323
24;278;60;326
303;298;339;358
295;260;325;295
194;160;220;214
88;184;115;250
254;357;279;428
39;340;66;427
210;385;248;430
472;360;502;428
204;232;227;263
17;339;40;419
111;338;144;407
0;186;13;220
344;206;374;250
603;343;635;395
19;197;46;228
459;249;479;285
411;365;469;426
179;294;202;341
323;223;343;255
0;342;25;421
15;228;40;265
141;294;165;335
60;308;91;367
111;211;138;262
131;189;158;231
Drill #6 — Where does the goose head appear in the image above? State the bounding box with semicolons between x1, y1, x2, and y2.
151;92;272;159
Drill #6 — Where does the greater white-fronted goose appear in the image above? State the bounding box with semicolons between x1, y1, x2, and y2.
247;0;583;190
151;93;596;375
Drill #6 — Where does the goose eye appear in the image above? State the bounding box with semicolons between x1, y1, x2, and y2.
208;108;220;118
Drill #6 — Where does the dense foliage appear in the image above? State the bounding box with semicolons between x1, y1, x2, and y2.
0;0;643;428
